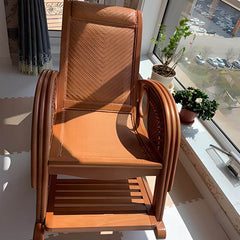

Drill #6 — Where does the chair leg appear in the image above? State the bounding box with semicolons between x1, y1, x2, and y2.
154;221;166;239
152;174;168;239
33;223;44;240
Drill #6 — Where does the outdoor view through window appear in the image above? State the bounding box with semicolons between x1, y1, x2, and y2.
156;0;240;150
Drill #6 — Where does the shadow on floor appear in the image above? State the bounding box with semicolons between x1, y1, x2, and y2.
0;97;33;154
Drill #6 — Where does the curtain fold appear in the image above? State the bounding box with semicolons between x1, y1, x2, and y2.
18;0;52;75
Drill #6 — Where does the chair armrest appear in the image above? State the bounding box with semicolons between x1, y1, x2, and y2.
138;79;180;191
138;79;181;221
31;70;59;189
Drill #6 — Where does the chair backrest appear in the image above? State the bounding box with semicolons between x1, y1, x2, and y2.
58;1;142;113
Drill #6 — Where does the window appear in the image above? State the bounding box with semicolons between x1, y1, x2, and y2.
154;0;240;151
44;0;142;31
45;0;64;31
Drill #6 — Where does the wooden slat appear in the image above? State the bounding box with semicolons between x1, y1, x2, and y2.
55;190;143;198
56;190;141;194
55;198;144;204
49;166;161;180
45;212;154;232
55;184;140;191
54;204;147;214
50;158;162;168
55;203;146;208
56;179;138;185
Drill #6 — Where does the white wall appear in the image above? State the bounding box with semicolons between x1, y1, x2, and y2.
0;0;11;61
141;0;164;55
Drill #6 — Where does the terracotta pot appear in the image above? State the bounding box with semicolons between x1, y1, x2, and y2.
179;108;198;125
151;65;175;90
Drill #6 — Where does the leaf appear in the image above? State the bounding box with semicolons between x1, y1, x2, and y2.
155;17;193;70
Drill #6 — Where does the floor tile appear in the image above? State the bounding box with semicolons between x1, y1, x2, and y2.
0;97;33;154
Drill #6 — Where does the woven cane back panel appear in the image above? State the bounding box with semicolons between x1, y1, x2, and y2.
66;19;135;105
147;88;166;163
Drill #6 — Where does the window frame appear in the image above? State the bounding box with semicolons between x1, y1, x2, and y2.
145;2;240;230
149;0;240;155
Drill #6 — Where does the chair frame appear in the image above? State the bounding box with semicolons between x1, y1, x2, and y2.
31;2;180;239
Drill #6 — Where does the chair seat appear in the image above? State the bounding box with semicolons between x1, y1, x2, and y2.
49;110;162;178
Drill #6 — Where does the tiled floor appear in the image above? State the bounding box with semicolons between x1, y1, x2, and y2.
0;60;230;240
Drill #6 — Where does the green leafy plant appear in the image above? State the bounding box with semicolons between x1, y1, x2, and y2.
173;87;219;120
151;18;193;77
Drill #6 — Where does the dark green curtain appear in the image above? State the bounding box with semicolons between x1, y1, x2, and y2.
18;0;52;75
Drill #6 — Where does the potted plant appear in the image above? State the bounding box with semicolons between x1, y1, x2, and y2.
173;87;219;125
151;18;193;89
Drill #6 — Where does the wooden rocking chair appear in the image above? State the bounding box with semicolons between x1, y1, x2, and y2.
31;1;180;239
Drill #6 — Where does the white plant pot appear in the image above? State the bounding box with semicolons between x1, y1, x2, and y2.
151;65;175;90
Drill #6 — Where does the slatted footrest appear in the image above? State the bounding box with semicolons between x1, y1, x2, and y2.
45;177;159;233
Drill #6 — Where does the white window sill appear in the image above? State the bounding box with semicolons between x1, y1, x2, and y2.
139;55;240;235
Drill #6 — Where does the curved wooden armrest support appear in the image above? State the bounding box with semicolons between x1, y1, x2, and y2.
138;79;172;161
138;79;181;221
31;70;59;189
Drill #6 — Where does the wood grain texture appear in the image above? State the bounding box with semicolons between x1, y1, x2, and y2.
32;2;180;240
33;223;44;240
45;177;158;232
154;221;166;239
45;212;153;232
50;178;147;214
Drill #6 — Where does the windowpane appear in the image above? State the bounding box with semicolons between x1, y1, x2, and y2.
45;0;64;31
155;0;240;149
